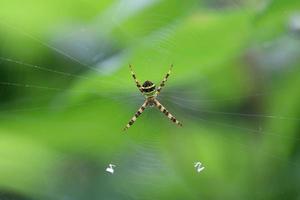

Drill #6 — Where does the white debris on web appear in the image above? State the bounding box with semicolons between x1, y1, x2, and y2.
106;164;116;174
194;162;205;173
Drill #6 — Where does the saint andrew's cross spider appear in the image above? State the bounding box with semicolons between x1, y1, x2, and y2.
123;64;183;131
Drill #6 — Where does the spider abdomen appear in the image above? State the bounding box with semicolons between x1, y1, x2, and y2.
142;80;156;96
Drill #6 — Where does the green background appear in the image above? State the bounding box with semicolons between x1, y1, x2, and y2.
0;0;300;199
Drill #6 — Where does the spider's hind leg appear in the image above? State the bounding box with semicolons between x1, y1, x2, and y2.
129;64;143;93
156;64;173;95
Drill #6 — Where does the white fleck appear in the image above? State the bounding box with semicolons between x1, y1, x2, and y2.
194;162;205;173
106;164;116;174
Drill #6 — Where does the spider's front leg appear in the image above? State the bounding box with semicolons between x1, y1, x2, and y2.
156;64;173;95
154;99;182;127
129;64;143;93
123;100;148;131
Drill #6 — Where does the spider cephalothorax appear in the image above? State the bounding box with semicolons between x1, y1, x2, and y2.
124;64;183;131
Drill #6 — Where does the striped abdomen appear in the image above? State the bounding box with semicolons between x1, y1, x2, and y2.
142;80;156;96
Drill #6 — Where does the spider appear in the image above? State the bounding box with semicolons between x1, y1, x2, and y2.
124;64;183;131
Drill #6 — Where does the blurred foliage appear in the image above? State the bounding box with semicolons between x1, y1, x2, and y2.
0;0;300;199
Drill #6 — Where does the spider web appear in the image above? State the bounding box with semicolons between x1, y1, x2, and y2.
0;0;300;199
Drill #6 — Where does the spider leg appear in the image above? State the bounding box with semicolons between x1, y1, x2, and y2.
123;100;148;131
154;99;182;127
129;64;143;93
156;64;173;95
